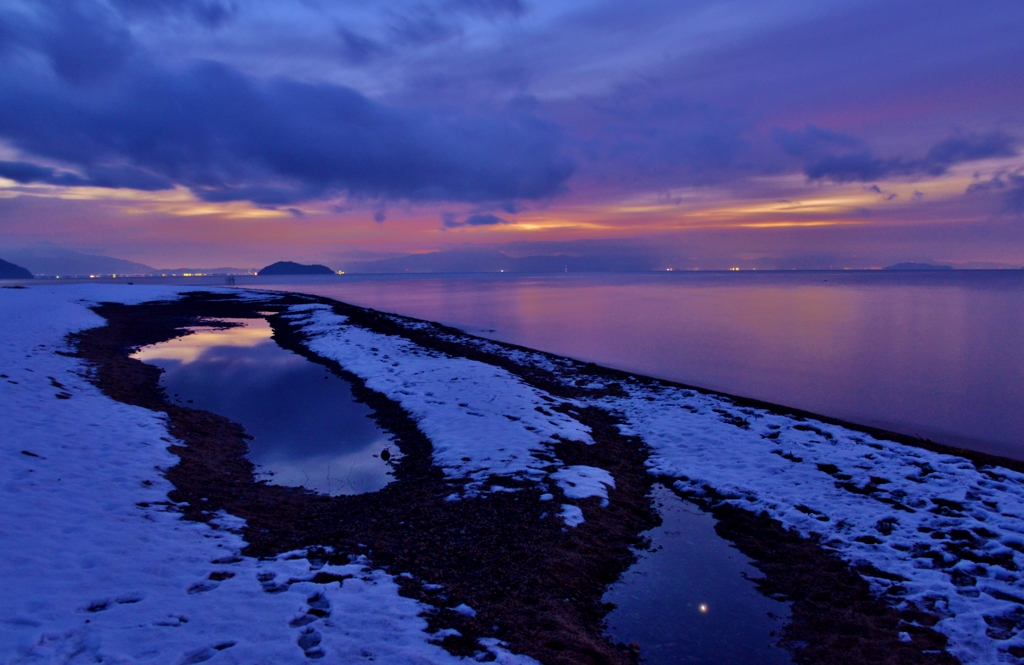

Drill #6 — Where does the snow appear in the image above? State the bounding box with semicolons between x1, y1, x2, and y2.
559;505;585;528
452;604;477;618
0;285;536;665
289;305;593;489
603;383;1024;664
372;306;1024;664
551;465;615;502
5;283;1023;665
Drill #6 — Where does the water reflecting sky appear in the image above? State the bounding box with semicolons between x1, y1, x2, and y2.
604;484;792;665
246;271;1024;459
133;318;395;495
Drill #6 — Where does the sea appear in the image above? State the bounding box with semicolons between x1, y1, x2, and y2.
244;270;1024;460
19;270;1024;460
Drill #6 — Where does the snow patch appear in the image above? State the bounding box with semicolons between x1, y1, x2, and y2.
291;306;593;483
604;384;1024;665
560;504;585;527
551;465;615;500
0;285;533;665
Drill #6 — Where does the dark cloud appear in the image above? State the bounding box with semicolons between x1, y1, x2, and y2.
385;0;523;49
777;126;865;160
110;0;237;28
0;57;574;205
336;25;387;65
0;161;83;186
0;160;172;191
446;0;525;18
442;213;509;227
783;130;1020;183
561;88;753;192
0;0;134;84
1008;177;1024;214
967;171;1024;214
391;12;462;47
925;134;1018;172
463;213;508;226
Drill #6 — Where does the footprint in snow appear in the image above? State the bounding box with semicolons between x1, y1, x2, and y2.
178;642;236;664
291;592;331;627
298;627;324;659
187;571;235;594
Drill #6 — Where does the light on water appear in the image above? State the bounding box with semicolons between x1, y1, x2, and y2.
133;317;395;495
604;484;792;665
242;271;1024;459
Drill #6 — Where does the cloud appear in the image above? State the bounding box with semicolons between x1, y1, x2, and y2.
777;126;866;160
924;133;1019;172
442;213;510;227
336;25;388;65
446;0;525;18
109;0;237;28
0;0;135;85
0;160;172;190
967;171;1024;214
1008;177;1024;214
782;129;1020;183
0;57;574;205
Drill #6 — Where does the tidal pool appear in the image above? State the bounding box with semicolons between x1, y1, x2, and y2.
133;317;396;495
604;484;792;664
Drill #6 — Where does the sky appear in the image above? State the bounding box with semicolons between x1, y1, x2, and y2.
0;0;1022;270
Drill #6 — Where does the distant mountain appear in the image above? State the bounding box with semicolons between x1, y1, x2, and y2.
0;257;33;279
2;247;155;276
257;261;335;275
346;249;658;273
883;262;954;271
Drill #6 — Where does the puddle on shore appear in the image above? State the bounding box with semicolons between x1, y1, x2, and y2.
133;317;396;495
604;484;792;664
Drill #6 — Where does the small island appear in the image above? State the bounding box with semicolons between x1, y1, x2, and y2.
0;257;33;279
257;261;335;276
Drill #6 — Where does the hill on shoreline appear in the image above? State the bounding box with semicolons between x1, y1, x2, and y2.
0;258;33;279
257;261;334;276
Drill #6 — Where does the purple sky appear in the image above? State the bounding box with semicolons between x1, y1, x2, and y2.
0;0;1022;269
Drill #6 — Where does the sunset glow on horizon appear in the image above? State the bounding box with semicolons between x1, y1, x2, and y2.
0;0;1021;270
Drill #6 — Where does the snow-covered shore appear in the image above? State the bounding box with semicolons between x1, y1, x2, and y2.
3;284;1023;664
0;285;530;665
292;302;1024;665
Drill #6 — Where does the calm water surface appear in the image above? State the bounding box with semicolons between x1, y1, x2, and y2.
244;271;1024;460
604;485;791;665
133;317;395;495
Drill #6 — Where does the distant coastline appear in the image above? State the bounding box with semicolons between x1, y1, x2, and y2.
883;262;953;271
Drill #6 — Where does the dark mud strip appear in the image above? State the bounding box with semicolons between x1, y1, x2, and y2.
73;291;658;665
73;290;962;665
307;296;962;665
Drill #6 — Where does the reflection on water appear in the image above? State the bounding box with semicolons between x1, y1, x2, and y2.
133;318;395;495
604;485;792;665
244;271;1024;459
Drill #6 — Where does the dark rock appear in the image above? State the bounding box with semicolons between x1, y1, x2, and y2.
257;261;334;276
